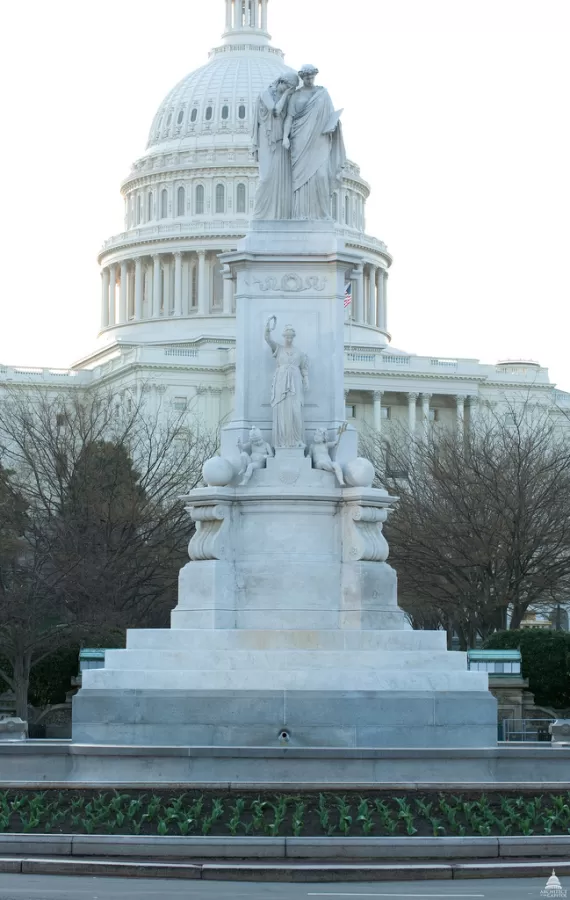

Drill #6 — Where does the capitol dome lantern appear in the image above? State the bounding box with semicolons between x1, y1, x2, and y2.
96;0;391;353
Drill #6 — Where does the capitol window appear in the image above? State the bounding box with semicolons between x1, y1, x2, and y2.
177;186;185;217
160;189;168;219
190;108;198;123
222;105;229;120
238;104;246;120
236;183;246;213
177;110;184;125
215;184;225;214
195;185;205;215
345;195;350;224
205;106;213;121
136;195;142;225
331;193;338;221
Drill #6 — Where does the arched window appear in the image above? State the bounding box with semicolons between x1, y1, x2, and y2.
147;192;153;221
190;108;198;123
205;106;213;121
161;189;168;219
215;184;225;214
238;104;246;120
345;194;350;224
177;186;185;217
195;184;205;215
236;183;246;214
222;105;229;120
177;109;184;125
166;112;172;127
331;193;338;221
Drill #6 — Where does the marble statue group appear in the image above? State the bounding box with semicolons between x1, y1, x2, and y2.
252;64;346;220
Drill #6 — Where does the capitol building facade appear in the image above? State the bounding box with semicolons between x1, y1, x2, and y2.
1;0;567;436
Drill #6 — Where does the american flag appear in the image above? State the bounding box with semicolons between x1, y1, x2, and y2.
344;283;352;309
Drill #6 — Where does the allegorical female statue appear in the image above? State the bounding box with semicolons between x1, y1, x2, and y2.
252;72;300;220
283;64;346;220
265;317;309;449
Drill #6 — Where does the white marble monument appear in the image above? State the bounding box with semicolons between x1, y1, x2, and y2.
73;68;497;749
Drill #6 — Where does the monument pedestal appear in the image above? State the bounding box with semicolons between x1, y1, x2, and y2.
73;222;497;748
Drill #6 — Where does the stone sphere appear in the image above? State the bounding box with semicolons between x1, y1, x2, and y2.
202;456;234;487
343;457;375;488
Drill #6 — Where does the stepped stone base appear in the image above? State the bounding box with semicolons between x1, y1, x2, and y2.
73;628;497;747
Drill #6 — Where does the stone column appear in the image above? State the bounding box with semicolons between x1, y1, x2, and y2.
421;393;432;440
152;254;161;318
261;0;268;30
225;0;232;29
353;264;364;322
135;257;143;320
468;395;479;431
456;395;465;438
101;267;110;328
407;392;418;434
119;261;128;323
373;390;383;433
250;0;258;26
382;270;388;331
198;250;208;315
108;264;117;326
368;265;377;325
174;251;183;316
376;267;384;329
222;264;234;315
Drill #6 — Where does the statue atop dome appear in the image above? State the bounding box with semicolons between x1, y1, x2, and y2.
253;64;346;221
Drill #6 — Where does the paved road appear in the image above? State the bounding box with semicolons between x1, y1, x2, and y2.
0;875;563;900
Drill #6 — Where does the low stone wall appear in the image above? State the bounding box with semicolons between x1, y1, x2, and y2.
1;741;570;787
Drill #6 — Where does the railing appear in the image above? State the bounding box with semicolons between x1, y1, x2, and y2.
430;358;458;369
501;718;552;742
164;349;199;358
382;355;410;366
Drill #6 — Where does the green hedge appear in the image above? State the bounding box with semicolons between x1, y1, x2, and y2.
484;629;570;709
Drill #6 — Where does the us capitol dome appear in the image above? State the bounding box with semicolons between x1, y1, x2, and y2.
92;0;391;356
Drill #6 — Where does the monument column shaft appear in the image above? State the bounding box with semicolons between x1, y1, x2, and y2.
261;0;268;29
354;266;364;322
383;271;388;330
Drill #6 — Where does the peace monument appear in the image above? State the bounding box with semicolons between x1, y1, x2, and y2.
72;24;497;752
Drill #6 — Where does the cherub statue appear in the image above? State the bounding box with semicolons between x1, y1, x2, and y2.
309;423;348;485
238;427;274;486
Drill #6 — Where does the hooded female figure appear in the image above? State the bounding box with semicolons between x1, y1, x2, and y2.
252;72;300;220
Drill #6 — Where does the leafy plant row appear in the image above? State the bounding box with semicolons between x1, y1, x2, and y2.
2;791;570;837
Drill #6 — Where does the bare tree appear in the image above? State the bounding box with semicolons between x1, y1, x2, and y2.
0;385;216;718
363;401;570;649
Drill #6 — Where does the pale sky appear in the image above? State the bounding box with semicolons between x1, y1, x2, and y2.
1;0;569;387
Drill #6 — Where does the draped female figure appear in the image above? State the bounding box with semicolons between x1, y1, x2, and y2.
265;317;309;449
283;64;346;220
252;73;299;220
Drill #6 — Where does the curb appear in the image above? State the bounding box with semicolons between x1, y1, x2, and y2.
2;834;570;860
2;857;570;881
